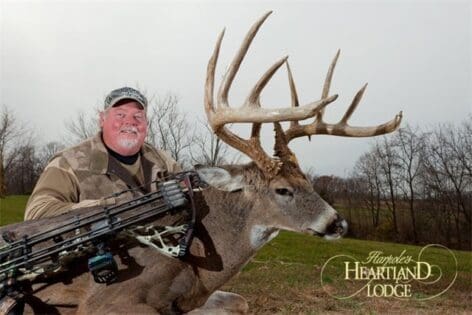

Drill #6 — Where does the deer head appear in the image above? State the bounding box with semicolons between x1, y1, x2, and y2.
201;11;402;242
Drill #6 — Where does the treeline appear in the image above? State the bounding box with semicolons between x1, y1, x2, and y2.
0;106;64;196
1;102;470;249
312;120;472;250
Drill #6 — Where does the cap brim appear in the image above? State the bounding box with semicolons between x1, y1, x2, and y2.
107;96;146;109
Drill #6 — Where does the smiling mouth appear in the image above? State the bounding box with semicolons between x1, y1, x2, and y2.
120;130;138;135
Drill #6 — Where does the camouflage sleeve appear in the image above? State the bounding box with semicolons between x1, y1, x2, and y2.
24;164;79;220
24;157;105;220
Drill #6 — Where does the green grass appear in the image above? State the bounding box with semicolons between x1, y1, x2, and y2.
1;195;471;313
224;232;472;314
0;195;28;226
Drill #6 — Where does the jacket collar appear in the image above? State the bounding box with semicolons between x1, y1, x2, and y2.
88;133;162;190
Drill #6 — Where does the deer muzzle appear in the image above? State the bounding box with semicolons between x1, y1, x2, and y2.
307;214;348;240
324;214;348;240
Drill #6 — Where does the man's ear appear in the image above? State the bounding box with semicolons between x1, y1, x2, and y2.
196;167;244;192
99;111;105;128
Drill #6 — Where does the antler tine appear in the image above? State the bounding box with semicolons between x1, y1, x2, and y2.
205;12;287;177
245;56;288;107
274;122;298;164
317;49;340;122
217;11;273;108
340;83;367;124
205;28;225;120
286;61;301;130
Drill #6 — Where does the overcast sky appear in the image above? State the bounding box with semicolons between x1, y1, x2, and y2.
1;0;471;176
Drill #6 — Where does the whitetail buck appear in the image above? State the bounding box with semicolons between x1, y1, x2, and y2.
3;11;401;314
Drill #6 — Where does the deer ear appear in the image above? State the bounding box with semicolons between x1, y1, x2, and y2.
196;167;245;192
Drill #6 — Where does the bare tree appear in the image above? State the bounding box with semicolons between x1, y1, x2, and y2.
146;94;192;164
64;110;99;145
456;116;472;179
188;121;232;167
312;175;344;206
0;106;27;197
341;175;367;237
439;125;470;228
375;136;401;236
354;151;382;228
37;141;65;171
5;143;41;194
421;123;471;248
393;125;425;243
345;120;471;248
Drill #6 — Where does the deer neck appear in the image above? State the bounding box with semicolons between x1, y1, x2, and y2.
188;188;278;288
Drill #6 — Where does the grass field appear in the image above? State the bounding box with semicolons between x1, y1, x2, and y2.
222;233;472;314
0;194;28;225
1;195;471;314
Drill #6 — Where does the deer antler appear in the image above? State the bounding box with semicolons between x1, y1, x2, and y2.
205;11;338;176
204;11;402;177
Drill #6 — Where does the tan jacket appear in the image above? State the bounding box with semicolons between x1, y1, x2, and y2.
25;133;180;220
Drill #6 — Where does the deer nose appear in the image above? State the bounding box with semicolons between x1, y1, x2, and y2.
326;214;348;237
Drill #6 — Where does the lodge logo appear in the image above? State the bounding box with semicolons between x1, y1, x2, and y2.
320;244;457;300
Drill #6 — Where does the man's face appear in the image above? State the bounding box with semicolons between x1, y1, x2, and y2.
100;101;148;156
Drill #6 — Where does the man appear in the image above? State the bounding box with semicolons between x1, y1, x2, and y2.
25;87;180;220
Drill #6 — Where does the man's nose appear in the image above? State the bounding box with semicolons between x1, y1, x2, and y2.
123;116;138;125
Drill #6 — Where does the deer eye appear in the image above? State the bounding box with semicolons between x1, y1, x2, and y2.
275;188;294;197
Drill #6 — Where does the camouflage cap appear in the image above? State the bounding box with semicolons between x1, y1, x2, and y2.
104;87;148;110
